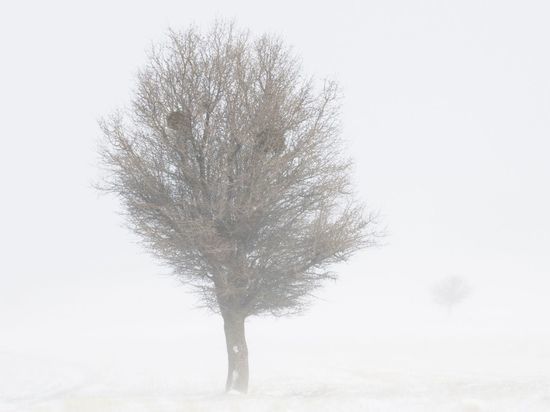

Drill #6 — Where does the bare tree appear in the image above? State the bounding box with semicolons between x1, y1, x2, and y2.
432;275;472;316
98;22;376;393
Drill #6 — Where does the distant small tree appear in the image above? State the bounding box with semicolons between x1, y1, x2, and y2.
98;22;377;393
432;275;471;316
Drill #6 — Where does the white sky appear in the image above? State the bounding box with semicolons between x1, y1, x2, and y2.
0;0;549;359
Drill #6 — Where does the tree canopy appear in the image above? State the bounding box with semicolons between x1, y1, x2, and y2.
99;22;376;319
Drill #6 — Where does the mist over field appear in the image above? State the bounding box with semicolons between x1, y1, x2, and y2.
1;0;549;411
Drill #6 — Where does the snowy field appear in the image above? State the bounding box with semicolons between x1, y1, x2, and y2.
2;327;549;412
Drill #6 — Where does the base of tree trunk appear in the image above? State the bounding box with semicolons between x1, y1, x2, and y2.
223;312;249;393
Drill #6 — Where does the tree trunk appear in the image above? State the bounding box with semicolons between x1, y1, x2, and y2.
222;311;249;393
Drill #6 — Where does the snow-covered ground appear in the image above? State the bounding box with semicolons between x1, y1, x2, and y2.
2;273;549;411
2;328;549;412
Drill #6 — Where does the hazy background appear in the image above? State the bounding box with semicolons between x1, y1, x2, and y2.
0;0;549;410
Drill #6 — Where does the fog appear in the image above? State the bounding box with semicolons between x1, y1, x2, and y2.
1;0;549;410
